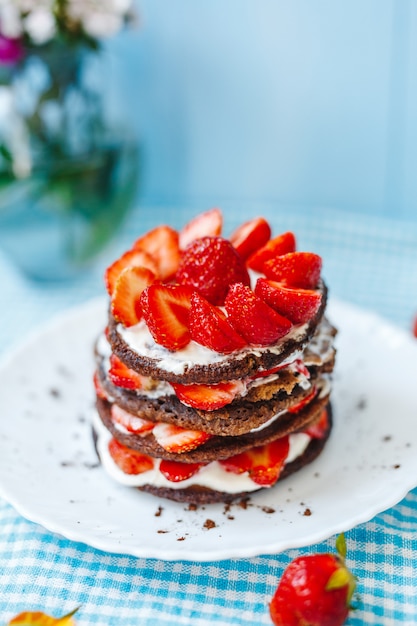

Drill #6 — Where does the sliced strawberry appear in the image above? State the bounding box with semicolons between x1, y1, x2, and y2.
189;292;247;354
254;278;322;324
179;207;223;250
152;422;212;453
110;266;156;327
230;217;271;260
172;379;246;410
264;252;322;289
250;363;290;380
413;315;417;339
108;438;154;475
110;404;155;434
177;236;250;305
220;437;290;486
159;459;205;482
108;354;148;390
224;283;292;346
93;371;108;400
287;386;318;414
247;231;296;273
304;408;329;439
133;225;181;280
140;283;193;351
105;248;159;296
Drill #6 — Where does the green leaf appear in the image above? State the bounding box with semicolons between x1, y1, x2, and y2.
326;566;351;591
335;532;347;559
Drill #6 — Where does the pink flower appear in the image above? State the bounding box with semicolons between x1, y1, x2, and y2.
0;34;23;66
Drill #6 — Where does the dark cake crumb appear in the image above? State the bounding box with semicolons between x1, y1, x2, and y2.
303;508;312;516
203;519;216;530
155;506;163;517
262;506;275;514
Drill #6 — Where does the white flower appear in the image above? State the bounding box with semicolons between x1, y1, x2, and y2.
0;0;134;43
66;0;134;37
24;7;56;45
0;2;24;38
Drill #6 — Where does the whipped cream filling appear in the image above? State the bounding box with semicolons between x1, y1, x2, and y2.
117;319;309;376
93;411;312;494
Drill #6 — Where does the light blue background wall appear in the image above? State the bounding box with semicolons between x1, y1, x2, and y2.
106;0;417;220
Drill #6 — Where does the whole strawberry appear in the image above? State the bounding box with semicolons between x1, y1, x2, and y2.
176;236;250;305
269;534;356;626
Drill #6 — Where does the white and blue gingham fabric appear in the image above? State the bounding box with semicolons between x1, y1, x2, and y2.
1;204;417;626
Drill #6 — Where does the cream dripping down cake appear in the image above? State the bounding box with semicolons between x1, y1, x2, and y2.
93;208;337;504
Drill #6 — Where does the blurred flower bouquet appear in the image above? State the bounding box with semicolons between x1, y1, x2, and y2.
0;1;139;280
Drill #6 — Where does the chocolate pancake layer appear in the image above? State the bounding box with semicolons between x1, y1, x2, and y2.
107;281;328;384
96;392;329;463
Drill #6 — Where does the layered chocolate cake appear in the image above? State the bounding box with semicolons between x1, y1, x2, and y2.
93;209;337;503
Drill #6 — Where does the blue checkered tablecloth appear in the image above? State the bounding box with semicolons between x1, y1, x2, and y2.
1;204;417;625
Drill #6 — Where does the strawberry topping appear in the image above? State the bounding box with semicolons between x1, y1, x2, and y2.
140;283;194;351
189;292;247;354
152;422;212;453
108;354;148;390
220;436;290;486
179;207;223;250
159;459;206;482
304;408;329;439
264;251;322;289
224;282;293;346
287;386;318;414
133;225;181;280
110;266;156;327
110;404;155;434
105;248;159;296
176;236;250;305
93;371;108;400
255;278;322;324
172;379;245;410
108;438;154;475
247;231;296;273
230;217;271;260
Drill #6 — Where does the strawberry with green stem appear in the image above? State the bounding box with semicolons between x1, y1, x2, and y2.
270;533;356;626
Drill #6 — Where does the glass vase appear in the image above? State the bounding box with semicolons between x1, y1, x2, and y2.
0;41;139;281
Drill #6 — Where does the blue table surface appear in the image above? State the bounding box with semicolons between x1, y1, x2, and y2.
1;204;417;625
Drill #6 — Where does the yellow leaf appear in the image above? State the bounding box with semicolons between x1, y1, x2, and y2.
8;607;78;626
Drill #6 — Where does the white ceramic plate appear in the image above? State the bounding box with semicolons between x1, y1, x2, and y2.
0;298;416;561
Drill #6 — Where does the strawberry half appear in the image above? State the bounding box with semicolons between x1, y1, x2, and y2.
108;438;154;475
93;371;108;400
230;216;271;260
159;459;205;482
133;225;181;280
172;380;246;410
110;404;155;435
140;283;194;351
108;354;148;390
179;207;223;250
176;236;250;305
287;386;318;414
110;266;156;327
105;248;159;296
264;251;322;289
247;231;296;273
254;278;322;324
304;408;329;439
152;422;212;453
220;436;290;486
189;292;247;354
224;283;292;346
